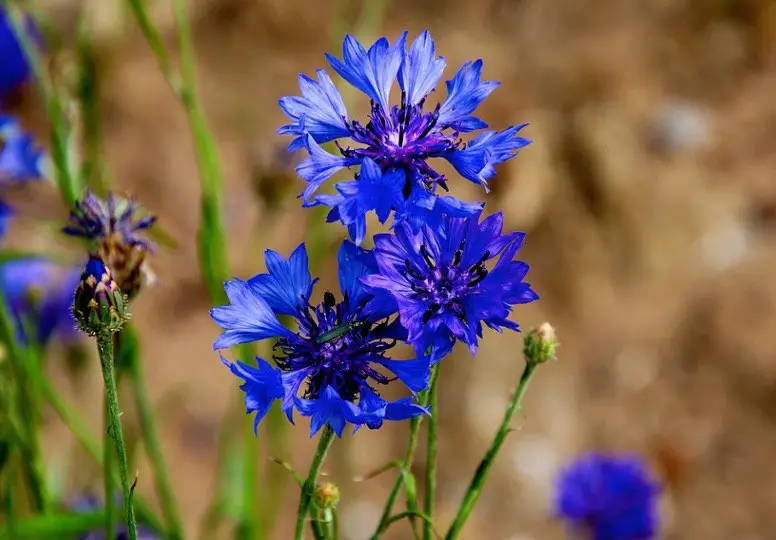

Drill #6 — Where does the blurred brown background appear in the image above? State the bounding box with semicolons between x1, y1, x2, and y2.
8;0;776;538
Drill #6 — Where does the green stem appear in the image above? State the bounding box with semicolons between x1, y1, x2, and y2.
423;364;440;540
443;362;538;540
294;428;335;540
96;331;137;540
0;288;47;513
372;388;430;538
37;375;164;532
121;327;185;540
6;5;81;206
104;395;117;538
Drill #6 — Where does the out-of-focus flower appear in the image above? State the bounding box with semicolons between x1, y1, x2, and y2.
554;453;660;540
362;211;538;362
0;115;43;182
71;494;160;540
0;257;81;345
211;241;429;437
279;31;530;243
63;190;156;299
0;7;35;98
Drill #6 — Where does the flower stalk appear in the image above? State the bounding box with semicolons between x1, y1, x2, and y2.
295;427;335;540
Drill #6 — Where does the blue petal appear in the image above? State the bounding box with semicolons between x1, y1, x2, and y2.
0;117;43;181
437;60;499;131
210;279;292;349
278;69;351;151
445;124;531;189
0;10;34;97
221;355;284;435
248;243;314;316
337;240;377;307
375;357;431;393
0;199;12;240
296;135;358;203
398;31;446;105
325;33;406;112
295;385;360;438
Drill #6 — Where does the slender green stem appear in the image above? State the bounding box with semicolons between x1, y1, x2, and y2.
444;363;538;540
423;364;440;540
104;395;117;538
372;388;431;537
0;289;47;512
119;326;185;540
96;330;137;540
37;373;164;532
294;428;335;540
6;5;81;206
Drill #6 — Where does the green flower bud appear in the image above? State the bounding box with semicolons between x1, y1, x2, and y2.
72;256;129;336
523;322;558;366
313;481;340;511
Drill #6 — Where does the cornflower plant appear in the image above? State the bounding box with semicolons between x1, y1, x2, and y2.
0;1;666;539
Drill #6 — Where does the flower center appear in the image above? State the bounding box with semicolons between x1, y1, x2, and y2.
402;240;490;324
273;291;395;401
338;91;463;192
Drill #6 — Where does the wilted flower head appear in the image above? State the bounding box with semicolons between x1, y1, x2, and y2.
211;241;429;437
362;211;538;362
0;7;35;98
554;453;660;540
63;190;156;298
279;31;530;243
1;257;81;345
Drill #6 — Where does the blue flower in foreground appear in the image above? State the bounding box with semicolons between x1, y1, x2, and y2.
0;115;43;182
1;258;81;345
554;453;660;540
362;211;538;362
0;7;35;97
71;494;159;540
211;241;430;437
279;31;530;243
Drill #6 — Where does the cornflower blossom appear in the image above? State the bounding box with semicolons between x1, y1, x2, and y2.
0;115;43;182
279;30;530;244
0;258;81;345
554;453;660;540
211;241;429;437
362;211;538;362
0;7;34;98
63;190;156;298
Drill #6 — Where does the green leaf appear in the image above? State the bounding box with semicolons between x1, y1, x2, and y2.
0;511;104;539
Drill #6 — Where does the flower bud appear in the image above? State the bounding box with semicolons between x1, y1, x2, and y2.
313;481;340;511
72;256;129;336
523;322;558;366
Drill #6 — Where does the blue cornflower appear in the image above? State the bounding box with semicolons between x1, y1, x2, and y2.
0;115;44;182
362;211;538;362
63;190;156;298
1;258;81;345
0;199;12;240
279;31;530;244
0;7;35;98
211;241;430;437
554;453;660;540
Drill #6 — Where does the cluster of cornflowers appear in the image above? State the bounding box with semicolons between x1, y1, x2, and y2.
210;30;661;539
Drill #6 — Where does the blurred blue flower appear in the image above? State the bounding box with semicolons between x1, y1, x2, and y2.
71;494;159;540
0;7;35;98
279;31;530;243
1;257;81;345
362;211;538;362
0;199;12;240
554;453;660;540
0;115;43;182
211;241;429;437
